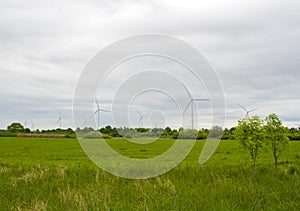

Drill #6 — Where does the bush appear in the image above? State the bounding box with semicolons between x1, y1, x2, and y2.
81;131;111;139
178;129;198;139
0;130;17;137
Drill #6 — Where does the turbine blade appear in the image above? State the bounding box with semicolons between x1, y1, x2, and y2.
239;104;248;112
89;112;97;120
248;108;259;112
194;98;210;101
181;83;192;99
183;100;192;114
95;108;111;114
95;98;100;109
99;109;111;112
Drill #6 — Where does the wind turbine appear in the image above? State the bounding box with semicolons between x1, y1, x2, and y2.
56;113;62;128
136;110;149;127
239;104;259;118
94;98;111;129
56;112;72;129
182;84;210;129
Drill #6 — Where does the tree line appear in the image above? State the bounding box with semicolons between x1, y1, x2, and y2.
0;122;76;138
76;124;300;141
1;118;300;141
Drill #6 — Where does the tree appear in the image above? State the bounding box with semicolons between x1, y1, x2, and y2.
24;128;31;133
234;116;265;176
111;127;121;137
172;130;179;139
7;122;24;133
265;114;289;176
163;127;172;138
197;129;208;140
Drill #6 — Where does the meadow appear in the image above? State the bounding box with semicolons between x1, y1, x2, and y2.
0;137;299;210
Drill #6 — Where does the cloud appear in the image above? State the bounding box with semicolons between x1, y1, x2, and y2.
0;0;299;129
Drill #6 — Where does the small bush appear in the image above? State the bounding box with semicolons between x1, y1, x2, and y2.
81;131;111;139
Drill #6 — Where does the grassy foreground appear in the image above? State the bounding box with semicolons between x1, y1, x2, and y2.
0;137;299;210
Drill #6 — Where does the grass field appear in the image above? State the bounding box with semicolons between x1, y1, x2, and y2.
0;137;299;210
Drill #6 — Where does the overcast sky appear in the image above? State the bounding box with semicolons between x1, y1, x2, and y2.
0;0;300;130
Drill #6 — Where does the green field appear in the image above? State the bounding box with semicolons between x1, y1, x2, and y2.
0;137;299;210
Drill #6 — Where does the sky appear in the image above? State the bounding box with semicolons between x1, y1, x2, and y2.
0;0;300;130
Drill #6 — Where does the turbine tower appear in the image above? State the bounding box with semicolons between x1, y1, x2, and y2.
94;98;111;129
239;104;258;118
182;84;209;129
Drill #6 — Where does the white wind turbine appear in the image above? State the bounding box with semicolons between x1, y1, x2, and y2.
93;98;111;129
239;104;259;118
136;110;149;127
182;84;210;129
56;112;72;128
56;113;62;128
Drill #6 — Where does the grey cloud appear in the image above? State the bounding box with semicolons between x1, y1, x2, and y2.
0;0;299;129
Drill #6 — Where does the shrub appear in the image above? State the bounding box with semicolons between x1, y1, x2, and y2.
81;131;111;139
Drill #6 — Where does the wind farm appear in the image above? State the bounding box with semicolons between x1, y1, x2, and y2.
0;50;298;211
1;88;299;210
0;80;296;210
0;0;300;210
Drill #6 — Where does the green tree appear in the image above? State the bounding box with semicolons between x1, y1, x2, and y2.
172;130;179;139
265;114;289;176
7;122;24;133
197;129;208;140
234;116;265;175
163;127;172;138
111;127;121;137
24;128;31;133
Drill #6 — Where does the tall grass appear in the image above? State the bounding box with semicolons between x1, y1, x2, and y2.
0;137;299;210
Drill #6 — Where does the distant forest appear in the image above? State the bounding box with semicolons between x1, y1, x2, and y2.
1;122;300;140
